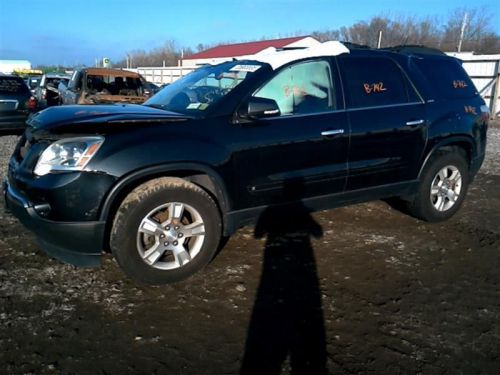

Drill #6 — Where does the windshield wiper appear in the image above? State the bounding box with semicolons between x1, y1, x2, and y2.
144;103;167;110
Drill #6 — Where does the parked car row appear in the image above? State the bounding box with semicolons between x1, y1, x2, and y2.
58;68;156;105
0;68;160;132
0;74;37;133
34;73;70;109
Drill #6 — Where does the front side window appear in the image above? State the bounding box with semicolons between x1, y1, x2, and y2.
340;56;413;108
253;60;333;116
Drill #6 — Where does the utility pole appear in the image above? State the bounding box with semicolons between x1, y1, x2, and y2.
377;30;383;49
457;12;468;52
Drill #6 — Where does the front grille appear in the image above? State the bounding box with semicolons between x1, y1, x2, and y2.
0;100;19;111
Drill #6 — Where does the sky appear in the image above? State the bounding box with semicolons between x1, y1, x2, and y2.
0;0;499;67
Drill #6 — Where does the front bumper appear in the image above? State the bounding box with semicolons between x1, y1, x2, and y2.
4;179;106;267
0;113;28;132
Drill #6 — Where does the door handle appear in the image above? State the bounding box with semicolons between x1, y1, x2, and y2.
405;119;425;127
321;129;345;136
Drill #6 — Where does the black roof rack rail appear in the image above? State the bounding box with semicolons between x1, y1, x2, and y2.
382;45;446;56
341;42;372;50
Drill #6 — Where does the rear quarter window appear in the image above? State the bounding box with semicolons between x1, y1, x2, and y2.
414;57;477;99
0;77;30;94
339;56;417;108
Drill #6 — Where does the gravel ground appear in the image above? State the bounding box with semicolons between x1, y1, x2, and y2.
0;121;499;374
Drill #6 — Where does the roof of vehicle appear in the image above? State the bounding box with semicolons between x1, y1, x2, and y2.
82;68;141;78
381;45;447;56
44;73;71;78
0;74;25;79
242;41;450;70
243;41;350;69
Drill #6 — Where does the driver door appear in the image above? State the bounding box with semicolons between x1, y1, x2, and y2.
232;59;349;209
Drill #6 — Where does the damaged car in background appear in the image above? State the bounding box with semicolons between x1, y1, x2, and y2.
35;73;71;109
59;68;151;105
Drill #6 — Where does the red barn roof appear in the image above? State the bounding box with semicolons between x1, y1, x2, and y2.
186;36;311;59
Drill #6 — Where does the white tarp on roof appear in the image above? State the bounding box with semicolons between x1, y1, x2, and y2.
243;41;350;69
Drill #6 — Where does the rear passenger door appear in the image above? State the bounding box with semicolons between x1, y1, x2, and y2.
338;55;427;190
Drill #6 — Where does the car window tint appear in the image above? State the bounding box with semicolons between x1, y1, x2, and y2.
253;60;333;116
340;57;410;108
0;77;30;94
414;57;476;99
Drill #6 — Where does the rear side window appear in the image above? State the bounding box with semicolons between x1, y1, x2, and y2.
0;77;30;94
414;57;477;99
339;56;415;108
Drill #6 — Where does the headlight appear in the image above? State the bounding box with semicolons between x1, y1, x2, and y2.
34;136;104;176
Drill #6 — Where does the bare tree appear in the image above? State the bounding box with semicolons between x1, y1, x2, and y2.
112;6;499;70
310;7;498;53
115;40;182;68
441;7;500;53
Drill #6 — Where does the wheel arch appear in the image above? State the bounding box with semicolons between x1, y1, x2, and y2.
99;163;232;250
418;136;475;180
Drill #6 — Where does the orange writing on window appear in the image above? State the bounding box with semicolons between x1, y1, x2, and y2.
453;80;468;89
283;85;306;98
464;105;477;115
363;82;387;94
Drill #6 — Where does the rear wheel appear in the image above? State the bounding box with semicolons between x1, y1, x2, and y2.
110;177;222;284
407;151;469;222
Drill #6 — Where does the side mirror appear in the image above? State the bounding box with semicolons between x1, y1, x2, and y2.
242;97;280;119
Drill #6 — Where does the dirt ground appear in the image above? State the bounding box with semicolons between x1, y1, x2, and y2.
1;123;499;374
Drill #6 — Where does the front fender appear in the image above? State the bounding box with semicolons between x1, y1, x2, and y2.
98;162;232;225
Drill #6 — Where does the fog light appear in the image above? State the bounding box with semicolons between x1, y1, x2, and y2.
34;203;51;217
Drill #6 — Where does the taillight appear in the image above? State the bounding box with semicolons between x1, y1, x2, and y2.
42;88;47;99
26;96;38;111
480;105;490;122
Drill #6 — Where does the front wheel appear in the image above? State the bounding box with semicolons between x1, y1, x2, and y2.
407;151;469;222
110;177;222;284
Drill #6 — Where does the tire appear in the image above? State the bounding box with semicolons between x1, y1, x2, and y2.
110;177;222;284
407;151;469;222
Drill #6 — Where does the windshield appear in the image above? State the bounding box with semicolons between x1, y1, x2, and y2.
87;74;143;96
144;61;265;115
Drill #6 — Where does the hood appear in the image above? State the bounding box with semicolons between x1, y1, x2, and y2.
27;104;191;133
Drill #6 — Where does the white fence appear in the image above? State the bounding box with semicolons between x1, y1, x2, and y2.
127;67;195;85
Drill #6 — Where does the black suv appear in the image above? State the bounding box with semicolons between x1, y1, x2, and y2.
0;74;37;133
4;42;489;284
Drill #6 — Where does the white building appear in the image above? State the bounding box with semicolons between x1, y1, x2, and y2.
0;60;32;74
